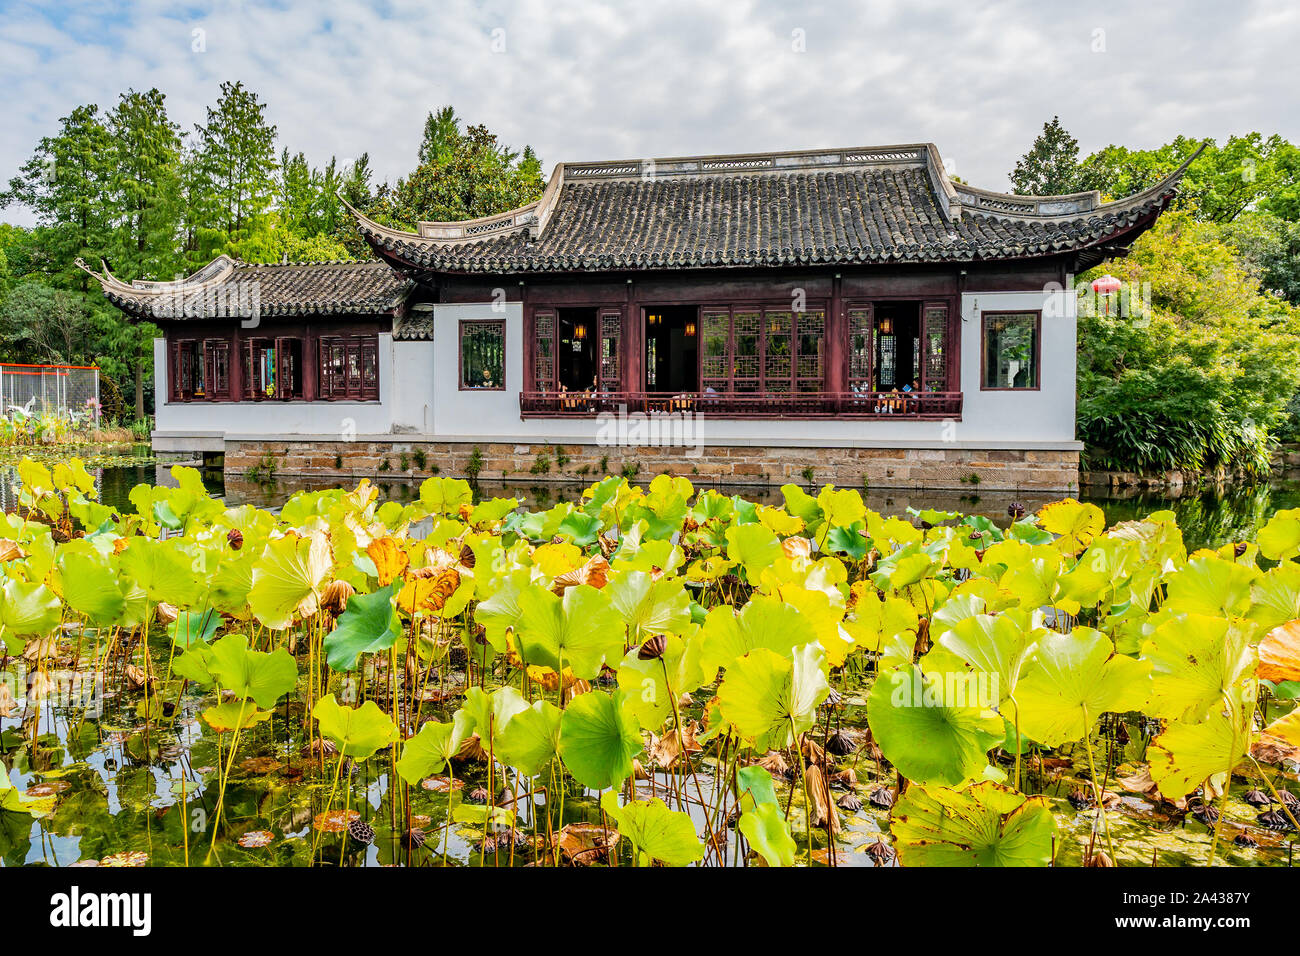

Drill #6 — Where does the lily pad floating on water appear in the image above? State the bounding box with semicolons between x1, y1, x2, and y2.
99;851;149;867
313;809;361;833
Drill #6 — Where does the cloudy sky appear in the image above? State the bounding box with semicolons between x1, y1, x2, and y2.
2;0;1298;226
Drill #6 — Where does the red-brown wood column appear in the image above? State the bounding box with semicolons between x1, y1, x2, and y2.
826;273;845;393
624;278;641;393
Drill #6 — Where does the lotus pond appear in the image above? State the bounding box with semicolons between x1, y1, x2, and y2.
2;457;1300;868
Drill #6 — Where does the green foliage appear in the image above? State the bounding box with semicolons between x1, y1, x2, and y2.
1077;211;1300;475
368;106;544;229
1009;117;1081;195
5;458;1297;867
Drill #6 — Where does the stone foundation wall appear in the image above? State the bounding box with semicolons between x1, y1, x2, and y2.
223;440;1080;492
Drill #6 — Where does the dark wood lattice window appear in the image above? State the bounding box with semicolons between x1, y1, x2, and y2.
171;338;234;401
319;335;380;401
733;310;761;392
598;308;621;392
533;310;555;392
923;302;949;392
204;340;230;400
764;311;793;393
848;306;873;392
243;338;304;400
696;306;824;393
796;310;825;393
701;309;730;392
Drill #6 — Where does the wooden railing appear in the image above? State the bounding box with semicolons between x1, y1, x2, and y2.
520;390;963;419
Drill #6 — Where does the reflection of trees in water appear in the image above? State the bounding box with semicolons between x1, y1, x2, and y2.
1099;484;1300;552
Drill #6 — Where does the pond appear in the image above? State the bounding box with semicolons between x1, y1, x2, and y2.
5;451;1296;553
2;451;1297;867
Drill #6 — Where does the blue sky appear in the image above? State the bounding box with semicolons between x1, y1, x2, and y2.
2;0;1298;226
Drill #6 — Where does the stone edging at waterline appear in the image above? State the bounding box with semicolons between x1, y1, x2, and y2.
219;439;1080;492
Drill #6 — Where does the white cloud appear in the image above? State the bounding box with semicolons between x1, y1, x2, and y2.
2;0;1297;227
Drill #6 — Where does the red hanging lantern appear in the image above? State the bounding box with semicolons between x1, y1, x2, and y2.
1091;274;1122;315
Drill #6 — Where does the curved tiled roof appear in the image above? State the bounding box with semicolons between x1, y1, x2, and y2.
352;143;1199;275
81;256;411;321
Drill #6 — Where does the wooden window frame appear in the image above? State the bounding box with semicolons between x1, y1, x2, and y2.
458;319;507;391
318;334;380;402
979;310;1042;392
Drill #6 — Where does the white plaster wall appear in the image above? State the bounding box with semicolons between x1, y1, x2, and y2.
957;288;1076;445
151;290;1079;452
428;301;524;438
390;338;436;433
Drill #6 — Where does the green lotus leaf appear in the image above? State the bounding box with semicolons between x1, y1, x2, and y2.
867;662;1004;786
468;497;519;528
1248;561;1300;630
699;595;818;674
312;694;398;761
173;643;215;687
735;764;796;867
1148;703;1249;800
716;643;829;752
58;551;125;625
209;552;255;615
1163;555;1259;618
206;633;298;708
396;711;473;784
419;476;473;516
1258;508;1300;561
117;537;202;607
1141;613;1255;723
1015;627;1151;747
472;568;530;651
167;609;221;649
936;612;1038;710
779;483;822;529
515;582;625;680
323;583;401;671
496;699;563;777
0;579;61;638
202;701;273;733
460;686;530;749
616;631;714;729
725;523;782;584
248;532;331;629
0;768;35;816
825;523;867;560
606;570;693;644
558;689;642;791
599;790;704;867
891;781;1055;867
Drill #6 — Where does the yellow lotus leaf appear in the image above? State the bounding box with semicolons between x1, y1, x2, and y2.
367;536;409;586
396;567;462;615
1260;620;1300;684
1265;708;1300;748
1038;499;1105;555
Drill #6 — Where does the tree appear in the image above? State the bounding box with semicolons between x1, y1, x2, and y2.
1009;117;1080;195
191;81;278;246
371;109;544;228
1;103;115;289
103;88;182;417
1076;134;1300;222
1077;210;1300;474
1226;212;1300;306
106;88;183;280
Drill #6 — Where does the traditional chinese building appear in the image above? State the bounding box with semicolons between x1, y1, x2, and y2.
88;142;1194;490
